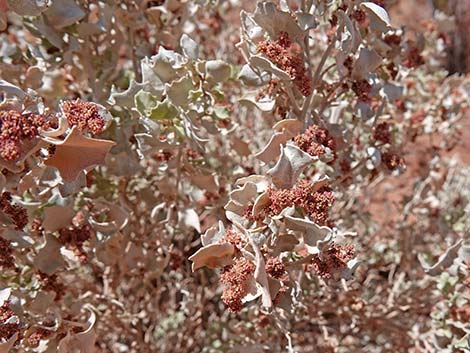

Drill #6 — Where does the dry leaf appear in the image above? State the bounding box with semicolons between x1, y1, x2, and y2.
44;126;116;182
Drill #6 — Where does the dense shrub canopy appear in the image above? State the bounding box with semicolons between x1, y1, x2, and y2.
0;0;469;352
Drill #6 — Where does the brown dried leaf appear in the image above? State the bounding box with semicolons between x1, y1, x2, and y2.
189;243;235;271
42;205;75;232
44;126;116;182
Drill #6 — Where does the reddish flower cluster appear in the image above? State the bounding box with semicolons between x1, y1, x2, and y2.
403;46;425;68
27;328;52;347
36;271;65;301
294;124;336;158
255;78;280;101
61;99;105;135
243;202;264;223
266;180;335;226
382;152;404;171
220;258;255;312
0;110;49;161
0;236;15;269
0;192;28;230
352;9;367;25
384;33;402;47
352;80;372;103
311;244;355;279
0;301;14;322
0;301;20;343
58;224;92;263
373;122;392;144
257;31;312;96
221;228;243;249
152;151;173;162
265;257;286;279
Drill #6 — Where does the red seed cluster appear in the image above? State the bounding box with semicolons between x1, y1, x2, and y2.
61;99;105;135
352;9;367;25
152;151;173;162
221;228;243;249
0;110;49;162
58;224;92;263
0;301;14;322
265;257;286;279
0;192;28;230
243;202;264;223
382;152;404;171
294;124;336;158
36;271;65;301
311;244;355;279
352;80;372;103
373;122;392;144
403;46;425;69
257;31;312;97
0;300;20;343
27;328;52;347
266;180;335;226
0;236;15;269
220;258;255;312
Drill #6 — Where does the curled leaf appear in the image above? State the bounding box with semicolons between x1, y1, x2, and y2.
267;144;316;189
189;243;235;271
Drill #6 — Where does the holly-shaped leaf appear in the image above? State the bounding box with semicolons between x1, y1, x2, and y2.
44;126;116;182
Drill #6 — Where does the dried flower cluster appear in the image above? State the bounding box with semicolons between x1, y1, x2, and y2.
257;31;312;96
0;192;28;230
294;124;336;158
0;0;469;352
0;110;49;161
265;181;335;226
61;100;105;135
220;258;256;312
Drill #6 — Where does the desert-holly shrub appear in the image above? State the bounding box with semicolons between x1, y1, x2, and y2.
0;0;469;352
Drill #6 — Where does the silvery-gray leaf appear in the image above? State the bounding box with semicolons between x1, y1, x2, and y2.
296;12;317;31
253;1;303;39
252;191;270;217
352;48;382;80
255;132;288;164
0;288;11;307
205;60;231;83
152;47;186;82
339;258;361;280
361;2;391;32
239;93;276;112
382;83;404;101
141;57;164;90
108;80;145;106
338;11;361;54
238;64;271;86
201;221;226;246
458;244;470;262
366;147;381;170
31;15;64;49
284;215;332;254
44;0;85;29
249;55;292;81
240;10;264;41
0;79;26;99
267;144;316;189
167;76;193;107
179;208;201;233
7;0;48;16
180;33;199;60
422;239;463;276
235;175;271;193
